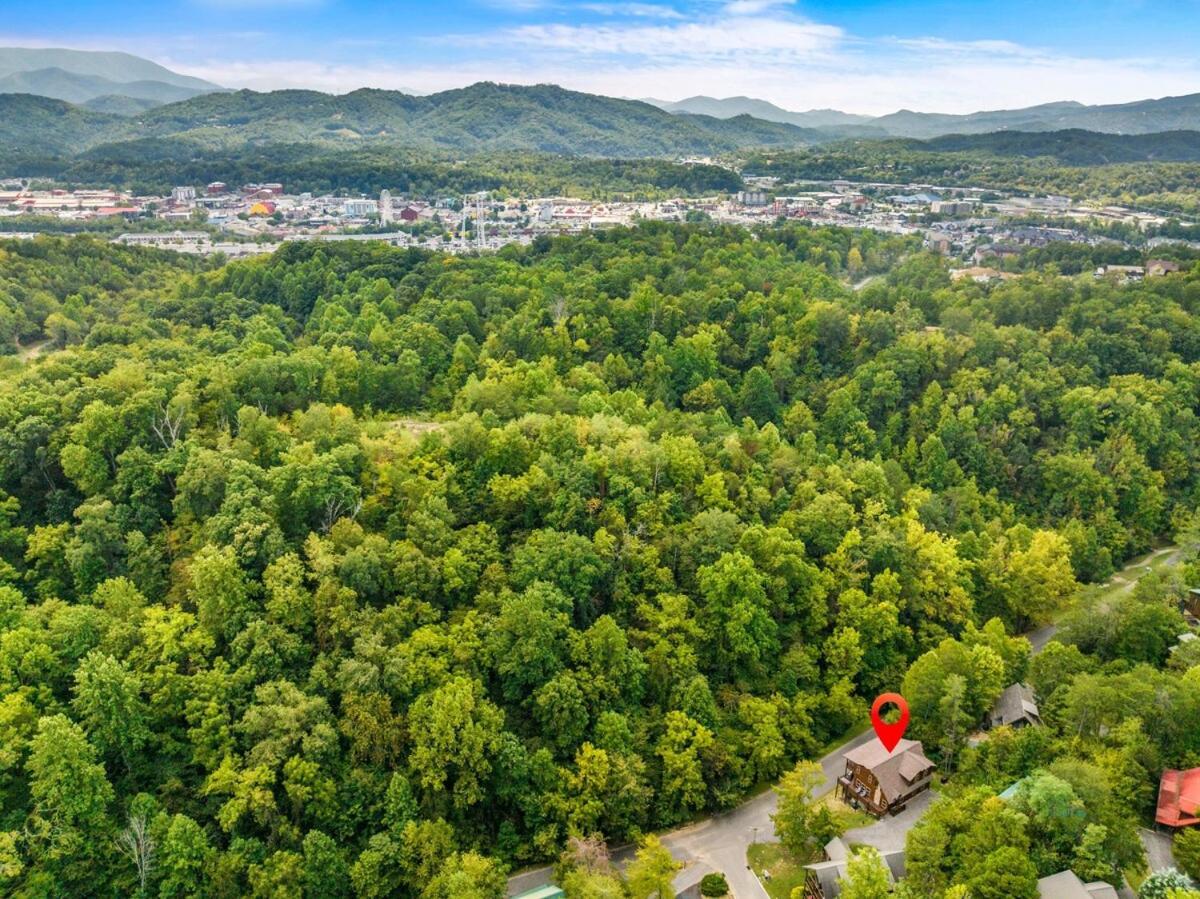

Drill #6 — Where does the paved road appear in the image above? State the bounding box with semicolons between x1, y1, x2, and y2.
658;727;879;898
841;790;935;854
507;544;1181;898
508;728;877;898
1140;828;1177;874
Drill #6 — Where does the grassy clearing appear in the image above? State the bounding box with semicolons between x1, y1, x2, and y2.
16;338;51;363
822;792;875;831
1069;545;1181;618
746;797;871;898
747;842;811;899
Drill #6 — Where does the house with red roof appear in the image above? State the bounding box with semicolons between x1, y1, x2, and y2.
1156;768;1200;828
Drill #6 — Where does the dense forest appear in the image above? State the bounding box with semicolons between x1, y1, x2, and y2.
0;224;1199;897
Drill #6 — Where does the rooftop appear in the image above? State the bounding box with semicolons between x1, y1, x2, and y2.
805;849;906;899
511;886;564;899
990;683;1042;728
1156;768;1200;827
1036;870;1119;899
844;738;935;803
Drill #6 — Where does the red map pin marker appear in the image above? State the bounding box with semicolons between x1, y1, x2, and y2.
870;692;910;753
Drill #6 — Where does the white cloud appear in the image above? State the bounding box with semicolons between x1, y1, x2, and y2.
893;36;1046;58
476;0;550;10
722;0;792;15
37;0;1200;117
451;15;842;59
172;39;1200;116
580;2;684;18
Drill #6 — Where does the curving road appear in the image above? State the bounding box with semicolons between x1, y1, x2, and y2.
507;544;1180;897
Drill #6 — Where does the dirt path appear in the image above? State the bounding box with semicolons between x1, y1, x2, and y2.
15;338;51;363
386;418;444;434
851;273;882;291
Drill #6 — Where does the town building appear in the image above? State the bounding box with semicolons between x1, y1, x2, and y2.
837;739;935;817
950;266;1016;284
342;198;378;217
803;838;905;899
890;192;941;207
1095;264;1145;281
1148;259;1184;277
1036;871;1119;899
931;200;974;215
1155;768;1200;828
988;683;1042;730
973;243;1022;265
925;232;954;254
737;190;770;207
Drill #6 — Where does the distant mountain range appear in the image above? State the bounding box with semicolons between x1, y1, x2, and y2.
0;47;222;108
0;84;826;158
2;51;1200;164
645;92;1200;139
643;96;873;130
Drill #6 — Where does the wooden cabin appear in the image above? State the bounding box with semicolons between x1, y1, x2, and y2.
988;683;1042;730
837;738;934;817
802;838;906;899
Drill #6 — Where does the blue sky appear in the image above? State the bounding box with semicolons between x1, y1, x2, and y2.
7;0;1200;114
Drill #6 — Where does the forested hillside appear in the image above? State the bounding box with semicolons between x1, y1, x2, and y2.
0;226;1199;896
918;129;1200;164
0;83;818;159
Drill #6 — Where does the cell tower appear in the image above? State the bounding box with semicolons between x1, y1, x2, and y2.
464;191;487;251
476;192;486;250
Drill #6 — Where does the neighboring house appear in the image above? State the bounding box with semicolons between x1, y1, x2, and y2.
510;886;564;899
1094;264;1145;281
988;683;1042;730
1183;588;1200;622
973;243;1022;264
837;739;935;817
802;838;906;899
1147;259;1183;277
1036;871;1119;899
1156;768;1200;828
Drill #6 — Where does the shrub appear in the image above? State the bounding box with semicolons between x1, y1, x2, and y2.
1140;868;1196;899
